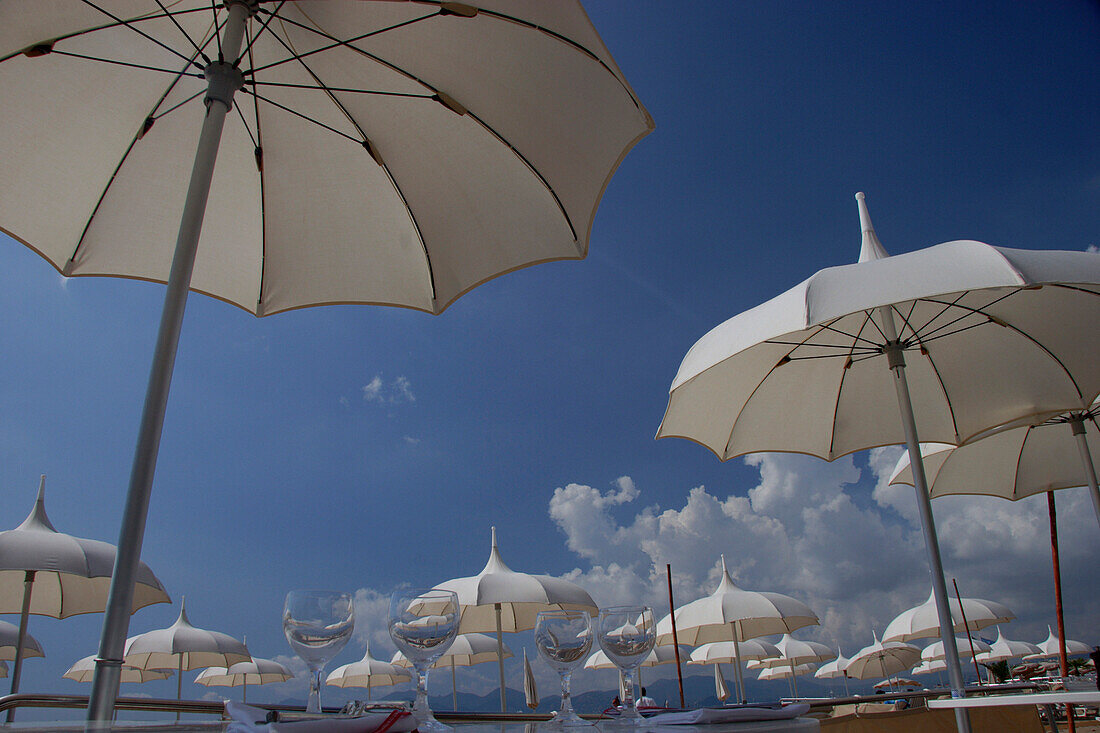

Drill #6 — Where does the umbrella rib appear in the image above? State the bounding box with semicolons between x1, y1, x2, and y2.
152;0;211;65
47;50;203;78
235;0;288;65
240;89;364;145
78;0;206;72
247;81;433;99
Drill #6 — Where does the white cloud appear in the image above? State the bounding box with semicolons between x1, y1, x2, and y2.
362;374;416;405
403;436;420;446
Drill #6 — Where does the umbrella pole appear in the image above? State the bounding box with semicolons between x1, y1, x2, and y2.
6;569;36;722
176;656;183;722
1049;490;1078;733
951;579;983;684
732;624;746;704
882;335;972;733
666;564;685;707
86;4;250;724
243;680;246;705
452;657;457;710
789;659;799;698
1068;416;1100;529
495;603;506;713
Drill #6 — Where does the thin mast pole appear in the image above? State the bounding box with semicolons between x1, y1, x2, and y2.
666;564;685;708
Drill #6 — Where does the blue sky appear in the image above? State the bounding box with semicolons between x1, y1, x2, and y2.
1;0;1098;714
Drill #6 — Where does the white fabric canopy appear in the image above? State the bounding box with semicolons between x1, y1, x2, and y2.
882;591;1013;643
755;663;815;681
327;644;410;689
921;637;991;662
124;600;250;672
196;657;292;687
0;1;653;316
391;632;512;670
586;643;685;670
1024;627;1091;660
973;628;1040;663
845;633;921;681
687;640;780;666
0;621;43;663
64;655;170;684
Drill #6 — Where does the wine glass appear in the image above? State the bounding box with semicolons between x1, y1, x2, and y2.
388;588;461;732
596;606;655;725
534;610;594;727
283;590;355;714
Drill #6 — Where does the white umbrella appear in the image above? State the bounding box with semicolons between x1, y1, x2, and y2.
64;655;170;685
0;476;169;715
912;659;947;676
523;649;538;711
392;632;508;709
814;649;851;697
845;633;922;681
124;598;251;710
0;5;651;720
874;677;920;689
755;662;815;697
585;643;683;692
327;642;411;702
714;663;730;702
882;590;1013;643
655;555;817;704
1024;627;1091;660
434;527;597;711
0;620;43;663
974;628;1041;663
687;639;780;666
196;656;293;703
655;192;1100;728
922;637;991;662
747;635;833;698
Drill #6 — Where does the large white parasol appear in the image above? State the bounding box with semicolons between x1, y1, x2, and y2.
124;598;251;709
814;648;852;696
64;655;171;685
0;3;651;720
882;590;1014;643
1024;627;1091;660
328;642;411;702
656;193;1100;729
196;656;293;704
0;476;169;717
434;527;596;711
655;555;817;704
845;633;921;681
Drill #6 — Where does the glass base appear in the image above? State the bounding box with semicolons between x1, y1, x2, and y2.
548;709;594;727
414;712;453;733
602;707;650;727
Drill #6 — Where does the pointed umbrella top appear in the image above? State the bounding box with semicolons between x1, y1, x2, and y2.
856;192;889;263
124;597;250;672
814;648;851;680
975;627;1041;663
882;590;1014;643
1024;626;1091;660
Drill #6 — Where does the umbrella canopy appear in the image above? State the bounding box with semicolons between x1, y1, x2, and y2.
845;633;922;681
1024;627;1091;660
64;655;170;684
196;657;292;687
974;628;1041;663
0;620;43;663
747;635;833;698
874;677;920;689
714;663;731;702
656;555;816;706
687;640;780;667
922;637;992;662
912;659;947;676
328;643;411;693
587;644;687;670
882;591;1014;643
655;192;1100;721
0;3;651;719
0;477;169;708
434;527;596;712
522;649;538;711
755;663;815;681
814;650;851;680
391;632;513;670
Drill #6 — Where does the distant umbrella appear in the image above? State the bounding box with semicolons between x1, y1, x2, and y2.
912;659;947;676
882;591;1013;643
922;637;991;662
0;662;8;679
392;632;509;710
196;656;293;704
974;628;1040;663
845;633;921;681
714;664;730;702
1024;627;1090;660
64;655;170;684
586;643;684;689
124;598;250;712
0;620;43;663
747;635;833;698
687;639;780;667
328;643;411;702
874;677;920;689
814;649;851;696
523;649;539;711
0;476;169;716
434;527;596;712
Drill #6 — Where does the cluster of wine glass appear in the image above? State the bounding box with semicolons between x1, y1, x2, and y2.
283;590;656;730
535;605;657;728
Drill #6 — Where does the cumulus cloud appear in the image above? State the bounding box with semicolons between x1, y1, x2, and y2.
362;374;416;405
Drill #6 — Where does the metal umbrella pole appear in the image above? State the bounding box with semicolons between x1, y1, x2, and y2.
881;310;972;733
1067;415;1100;528
87;2;250;723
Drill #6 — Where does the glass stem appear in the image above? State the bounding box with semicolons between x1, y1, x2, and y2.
307;666;323;713
559;671;574;715
622;669;637;710
413;664;432;719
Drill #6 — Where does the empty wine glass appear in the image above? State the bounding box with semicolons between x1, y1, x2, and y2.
596;606;655;725
283;590;355;714
535;610;593;727
389;588;460;732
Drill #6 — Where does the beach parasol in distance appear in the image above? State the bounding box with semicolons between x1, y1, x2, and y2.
327;642;411;702
0;3;652;720
197;656;293;703
391;631;510;708
974;628;1040;663
844;633;921;681
1024;627;1091;660
656;192;1100;729
814;649;852;696
882;590;1013;643
0;620;43;664
747;635;833;698
64;655;171;684
921;637;991;662
0;476;169;719
656;554;817;705
124;597;251;710
434;527;596;712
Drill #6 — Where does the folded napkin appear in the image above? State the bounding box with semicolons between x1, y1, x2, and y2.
643;703;811;725
225;701;417;733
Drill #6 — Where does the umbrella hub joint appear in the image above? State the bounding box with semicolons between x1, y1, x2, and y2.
203;62;245;111
882;340;906;370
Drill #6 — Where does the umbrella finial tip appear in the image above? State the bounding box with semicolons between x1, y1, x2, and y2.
855;192;866;201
